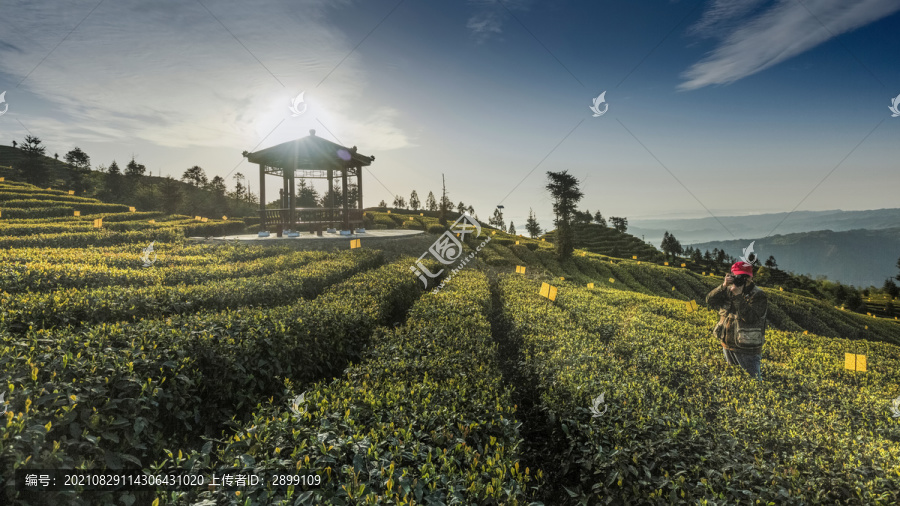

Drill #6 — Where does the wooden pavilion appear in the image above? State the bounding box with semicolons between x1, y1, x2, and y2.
244;129;375;235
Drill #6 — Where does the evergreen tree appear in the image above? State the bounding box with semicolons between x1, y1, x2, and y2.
230;173;246;202
295;178;320;207
64;147;92;195
508;221;516;235
425;191;437;212
18;135;48;185
409;190;421;211
378;199;387;208
108;160;121;176
439;175;449;226
489;208;505;231
546;170;583;259
609;216;628;233
181;166;207;187
525;208;542;238
466;204;475;217
392;195;406;208
765;255;778;269
883;278;899;298
457;201;466;214
125;157;147;177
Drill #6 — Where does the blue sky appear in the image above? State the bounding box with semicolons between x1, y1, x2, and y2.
1;0;899;239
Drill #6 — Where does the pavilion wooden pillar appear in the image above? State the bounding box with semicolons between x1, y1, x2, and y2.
258;164;266;231
288;171;295;229
327;167;334;230
356;166;363;210
341;166;349;231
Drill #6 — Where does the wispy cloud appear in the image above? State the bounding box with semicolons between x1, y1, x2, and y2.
466;0;532;44
0;0;411;152
680;0;900;90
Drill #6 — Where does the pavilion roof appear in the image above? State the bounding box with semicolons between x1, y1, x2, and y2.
244;129;374;170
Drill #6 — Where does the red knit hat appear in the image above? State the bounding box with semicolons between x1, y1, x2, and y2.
731;261;753;277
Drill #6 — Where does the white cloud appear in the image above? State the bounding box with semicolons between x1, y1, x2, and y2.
0;0;411;153
466;0;532;43
680;0;900;90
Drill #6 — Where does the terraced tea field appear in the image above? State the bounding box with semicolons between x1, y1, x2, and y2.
2;180;900;505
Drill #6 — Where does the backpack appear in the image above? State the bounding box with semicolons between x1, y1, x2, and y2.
734;286;767;348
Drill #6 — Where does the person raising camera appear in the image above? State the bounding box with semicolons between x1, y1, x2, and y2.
706;261;768;379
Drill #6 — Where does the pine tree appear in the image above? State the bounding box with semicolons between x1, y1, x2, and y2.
426;191;437;212
409;190;421;211
525;208;542;238
546;170;583;259
508;221;516;235
594;211;606;227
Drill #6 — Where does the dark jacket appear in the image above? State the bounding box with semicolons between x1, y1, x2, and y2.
706;281;768;354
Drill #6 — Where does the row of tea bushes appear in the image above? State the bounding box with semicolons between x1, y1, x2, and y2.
155;270;538;505
0;228;186;249
0;241;296;269
1;198;130;212
498;275;900;505
0;259;425;506
0;249;335;293
0;249;383;332
0;217;193;236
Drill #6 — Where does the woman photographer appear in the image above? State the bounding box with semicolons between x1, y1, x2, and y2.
706;261;768;379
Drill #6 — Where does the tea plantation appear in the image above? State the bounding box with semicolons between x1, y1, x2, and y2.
2;180;900;505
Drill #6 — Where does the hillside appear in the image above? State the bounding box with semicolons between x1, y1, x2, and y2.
2;194;900;505
0;144;257;219
630;208;900;245
691;227;900;288
543;222;666;261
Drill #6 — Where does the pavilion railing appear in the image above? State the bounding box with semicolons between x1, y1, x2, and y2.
260;207;363;232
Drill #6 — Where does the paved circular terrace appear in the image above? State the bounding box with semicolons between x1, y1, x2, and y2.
190;229;425;242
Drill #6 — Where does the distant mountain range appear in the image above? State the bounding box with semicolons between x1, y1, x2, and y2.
628;209;900;288
629;208;900;246
689;228;900;288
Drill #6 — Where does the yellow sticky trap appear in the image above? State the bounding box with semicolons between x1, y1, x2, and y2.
685;300;699;312
149;220;156;224
637;261;641;265
542;238;545;242
515;265;526;274
681;263;686;267
409;217;414;221
492;231;496;235
587;282;594;289
609;278;615;283
68;190;75;195
560;277;565;281
672;286;676;291
387;210;391;214
702;272;706;275
201;217;208;222
779;287;784;291
129;207;136;212
420;213;423;216
515;241;520;245
350;239;361;249
92;218;103;228
0;177;4;181
195;216;201;221
222;216;228;220
581;252;585;256
844;353;866;372
539;283;557;301
73;211;80;217
664;262;669;266
632;256;637;259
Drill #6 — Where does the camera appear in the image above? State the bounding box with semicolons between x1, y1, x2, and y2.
732;274;749;287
